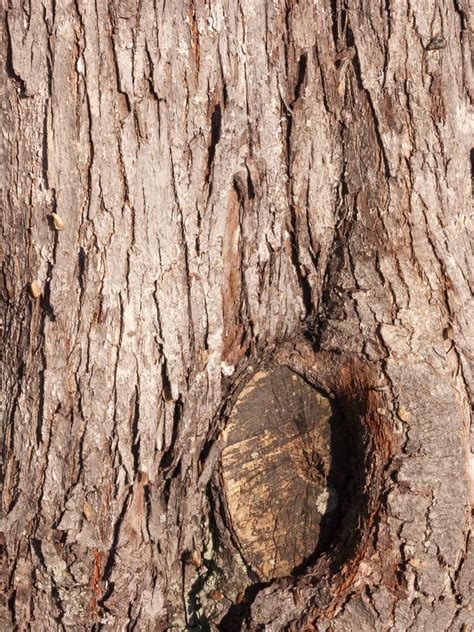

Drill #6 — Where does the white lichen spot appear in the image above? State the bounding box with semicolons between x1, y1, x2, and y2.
316;486;338;514
221;361;235;377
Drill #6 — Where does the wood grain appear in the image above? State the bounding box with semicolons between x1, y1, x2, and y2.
222;367;344;580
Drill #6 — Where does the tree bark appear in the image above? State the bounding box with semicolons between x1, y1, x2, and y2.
1;1;473;630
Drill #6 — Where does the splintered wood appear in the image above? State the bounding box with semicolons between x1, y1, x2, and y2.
221;367;345;581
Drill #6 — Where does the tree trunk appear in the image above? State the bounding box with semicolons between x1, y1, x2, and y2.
1;1;473;630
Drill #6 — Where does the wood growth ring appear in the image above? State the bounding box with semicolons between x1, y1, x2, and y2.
220;366;350;581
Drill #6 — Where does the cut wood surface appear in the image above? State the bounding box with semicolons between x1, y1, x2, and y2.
221;367;345;581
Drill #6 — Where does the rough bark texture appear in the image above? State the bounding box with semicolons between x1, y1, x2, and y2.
1;0;473;630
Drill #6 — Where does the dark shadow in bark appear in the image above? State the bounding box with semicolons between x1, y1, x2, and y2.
290;396;351;575
217;582;268;632
470;148;474;197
